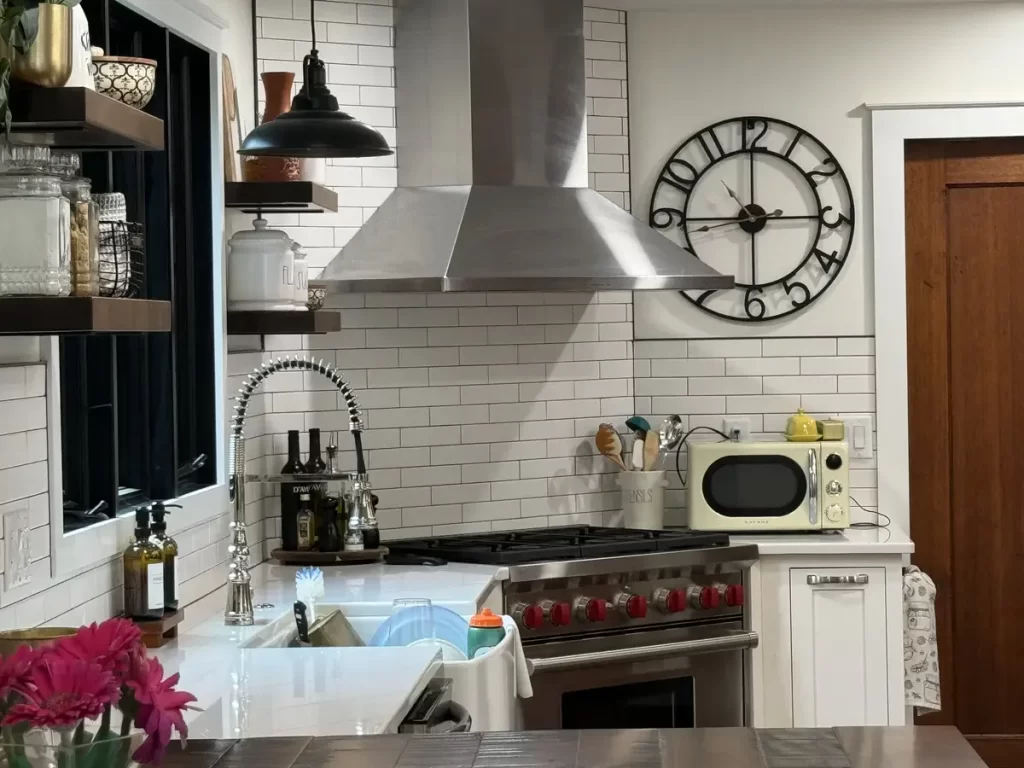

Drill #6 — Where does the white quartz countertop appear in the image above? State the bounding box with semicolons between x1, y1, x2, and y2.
732;524;914;555
154;561;504;738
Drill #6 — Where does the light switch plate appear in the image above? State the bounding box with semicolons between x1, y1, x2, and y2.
3;507;31;590
844;416;874;459
722;417;750;442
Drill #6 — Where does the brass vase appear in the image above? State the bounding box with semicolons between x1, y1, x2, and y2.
5;4;73;88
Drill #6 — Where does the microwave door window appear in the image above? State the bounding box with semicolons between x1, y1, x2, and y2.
702;455;807;517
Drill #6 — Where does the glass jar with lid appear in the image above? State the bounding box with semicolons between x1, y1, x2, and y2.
51;152;99;297
0;146;71;296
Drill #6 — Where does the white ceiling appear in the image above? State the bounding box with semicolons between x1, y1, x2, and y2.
602;0;1014;8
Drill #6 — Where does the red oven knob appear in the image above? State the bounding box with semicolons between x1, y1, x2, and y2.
615;593;648;619
653;588;687;614
689;586;720;610
514;603;544;631
724;584;745;607
576;597;608;623
549;601;572;627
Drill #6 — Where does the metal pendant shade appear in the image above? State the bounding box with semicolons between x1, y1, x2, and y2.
238;0;393;159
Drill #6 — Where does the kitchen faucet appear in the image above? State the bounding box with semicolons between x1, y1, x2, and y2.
225;356;367;625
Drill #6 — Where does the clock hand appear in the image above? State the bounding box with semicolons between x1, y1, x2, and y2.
688;209;783;234
721;181;754;220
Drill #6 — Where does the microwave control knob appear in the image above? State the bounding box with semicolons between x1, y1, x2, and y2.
615;593;648;619
513;603;545;631
825;504;844;523
653;588;687;614
723;584;745;607
826;480;843;496
826;453;843;470
575;597;608;623
689;585;720;610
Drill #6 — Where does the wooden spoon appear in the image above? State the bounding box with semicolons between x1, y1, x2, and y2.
643;430;660;471
596;423;627;471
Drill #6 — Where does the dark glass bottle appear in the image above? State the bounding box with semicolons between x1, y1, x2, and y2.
281;430;303;550
318;494;342;552
123;508;164;620
304;428;328;546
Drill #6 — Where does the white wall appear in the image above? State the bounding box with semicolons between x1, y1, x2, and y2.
629;2;1024;339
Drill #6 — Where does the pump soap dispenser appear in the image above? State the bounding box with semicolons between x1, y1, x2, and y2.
124;507;165;620
149;501;182;612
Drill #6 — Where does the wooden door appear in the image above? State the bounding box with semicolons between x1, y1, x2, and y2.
906;138;1024;768
789;568;888;727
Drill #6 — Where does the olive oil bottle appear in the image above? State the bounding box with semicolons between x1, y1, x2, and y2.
149;501;181;612
124;507;165;620
296;493;315;551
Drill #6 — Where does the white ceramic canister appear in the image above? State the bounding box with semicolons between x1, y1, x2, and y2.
68;7;96;90
227;217;295;311
291;240;308;309
615;470;669;530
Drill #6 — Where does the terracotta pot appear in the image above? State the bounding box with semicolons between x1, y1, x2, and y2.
245;71;301;181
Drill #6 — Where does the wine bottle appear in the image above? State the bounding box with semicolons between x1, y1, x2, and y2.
304;428;327;548
281;430;303;550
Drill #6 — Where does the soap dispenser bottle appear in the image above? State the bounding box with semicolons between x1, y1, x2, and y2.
124;507;165;620
149;501;182;612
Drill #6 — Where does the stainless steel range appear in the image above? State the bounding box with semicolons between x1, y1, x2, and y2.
387;527;760;730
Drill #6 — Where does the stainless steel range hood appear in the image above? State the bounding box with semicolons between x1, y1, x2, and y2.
316;0;732;293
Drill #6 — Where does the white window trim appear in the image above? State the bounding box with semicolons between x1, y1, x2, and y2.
868;101;1024;536
46;0;228;579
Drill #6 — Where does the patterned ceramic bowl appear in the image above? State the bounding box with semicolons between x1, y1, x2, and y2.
91;56;157;110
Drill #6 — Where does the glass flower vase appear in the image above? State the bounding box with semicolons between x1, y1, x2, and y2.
0;726;144;768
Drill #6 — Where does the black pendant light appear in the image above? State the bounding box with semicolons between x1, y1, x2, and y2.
239;0;393;159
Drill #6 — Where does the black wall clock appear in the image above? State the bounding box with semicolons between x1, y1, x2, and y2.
649;116;855;322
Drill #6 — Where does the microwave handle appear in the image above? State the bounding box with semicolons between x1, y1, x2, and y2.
528;630;759;673
807;449;818;525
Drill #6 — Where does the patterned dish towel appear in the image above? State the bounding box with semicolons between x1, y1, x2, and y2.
903;566;941;712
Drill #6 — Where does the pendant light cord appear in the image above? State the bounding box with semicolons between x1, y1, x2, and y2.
310;0;317;51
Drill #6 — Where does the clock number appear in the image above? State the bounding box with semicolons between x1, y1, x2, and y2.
805;157;839;187
744;288;766;320
697;128;726;164
744;119;769;151
783;130;805;158
783;280;810;308
813;248;842;274
820;205;853;230
660;159;699;194
651;207;685;230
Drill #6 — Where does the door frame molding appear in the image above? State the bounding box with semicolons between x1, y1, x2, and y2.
868;102;1024;535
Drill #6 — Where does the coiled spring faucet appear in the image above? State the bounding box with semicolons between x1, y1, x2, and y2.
225;356;366;626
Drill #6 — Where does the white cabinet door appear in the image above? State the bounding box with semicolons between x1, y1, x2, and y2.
789;567;888;727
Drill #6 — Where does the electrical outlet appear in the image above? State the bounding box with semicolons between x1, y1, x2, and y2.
722;417;750;442
4;507;31;591
844;415;874;459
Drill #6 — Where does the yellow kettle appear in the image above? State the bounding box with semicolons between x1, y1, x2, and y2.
785;409;821;442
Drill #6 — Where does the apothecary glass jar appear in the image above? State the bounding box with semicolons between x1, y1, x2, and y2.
52;151;99;297
0;146;71;296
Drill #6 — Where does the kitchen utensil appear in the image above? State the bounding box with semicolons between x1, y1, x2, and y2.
307;609;365;648
625;416;651;435
643;430;660;471
596;423;627;471
658;415;684;453
819;419;845;441
785;408;820;441
293;601;311;646
227;217;295;311
630;437;644;471
92;55;158;109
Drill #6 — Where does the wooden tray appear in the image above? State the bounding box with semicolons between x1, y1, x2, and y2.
270;547;388;566
134;608;184;648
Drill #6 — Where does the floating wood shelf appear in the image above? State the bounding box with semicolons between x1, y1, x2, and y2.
0;297;172;335
225;181;339;214
8;87;165;151
226;310;341;335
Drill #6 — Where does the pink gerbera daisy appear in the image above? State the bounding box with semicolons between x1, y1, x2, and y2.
0;645;34;696
58;619;143;671
126;654;198;765
3;657;119;729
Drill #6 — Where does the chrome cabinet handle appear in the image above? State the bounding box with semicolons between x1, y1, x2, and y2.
528;630;759;673
807;449;818;525
807;573;869;585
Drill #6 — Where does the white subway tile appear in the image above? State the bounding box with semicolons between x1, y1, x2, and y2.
590;20;626;42
573;341;627;361
327;22;390;46
838;375;875;393
309;329;366;349
356;3;392;25
463;500;521;523
593;135;628;154
488;325;546;345
552;399;601;419
402;505;463;527
366;328;427;348
585;39;622;60
363;293;424;308
367;407;429;429
599;323;632;341
432;522;492;535
574;304;626;324
358;45;394;67
801;394;876;413
600;397;633;416
430;327;487;346
432;483;491;505
634;341;687;359
427;293;487;307
548;437;595;458
368;447;431;470
801;356;875;375
399;387;461;407
546;361;600;381
463;462;520;483
584;7;619;22
272;391;338;412
430;404;490;426
403;464;460;488
337;348;398;368
725;357;798;376
367;367;427;388
589;152;623;171
461;384;519;405
517;306;574;325
635;378;688;396
520;420;575;440
689;377;762;396
461;423;515;444
429;366;488;386
432;445;492;465
490;402;546;423
460;346;517;365
519;344;573;364
459;307;517;326
689;339;761;358
521;457;575;479
357;388;400;409
488;364;546;384
763;338;837;357
727;395;801;414
486;292;548;306
377;487;431;509
763;376;837;395
490;441;547;461
545;324;599;344
575;379;628;399
398;308;458;327
399;347;459;368
0;398;45;436
600;359;634;379
491;478;548;501
340;308;397;328
838;337;875;356
651;396;725;415
0;462;47;505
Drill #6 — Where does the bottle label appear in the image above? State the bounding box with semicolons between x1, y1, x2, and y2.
147;563;164;612
168;557;178;603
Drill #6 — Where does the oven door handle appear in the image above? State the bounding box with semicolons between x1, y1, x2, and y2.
527;630;759;673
